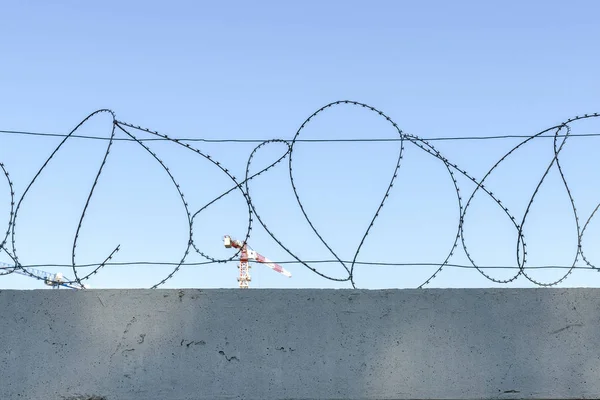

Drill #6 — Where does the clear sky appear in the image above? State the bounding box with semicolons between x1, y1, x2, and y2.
0;0;599;290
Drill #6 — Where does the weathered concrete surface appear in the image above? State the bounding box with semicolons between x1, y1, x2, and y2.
1;288;599;400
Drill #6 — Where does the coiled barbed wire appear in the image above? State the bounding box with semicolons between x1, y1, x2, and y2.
0;101;599;289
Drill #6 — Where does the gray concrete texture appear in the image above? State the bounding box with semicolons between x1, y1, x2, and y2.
1;288;599;400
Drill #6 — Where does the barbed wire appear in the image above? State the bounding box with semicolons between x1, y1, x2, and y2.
2;260;599;270
3;128;600;143
0;101;599;288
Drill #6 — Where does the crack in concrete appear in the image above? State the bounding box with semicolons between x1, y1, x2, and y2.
218;350;239;362
550;323;583;335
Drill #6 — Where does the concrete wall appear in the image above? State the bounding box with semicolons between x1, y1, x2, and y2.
1;288;599;400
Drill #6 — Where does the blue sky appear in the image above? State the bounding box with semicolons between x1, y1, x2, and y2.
0;0;599;289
